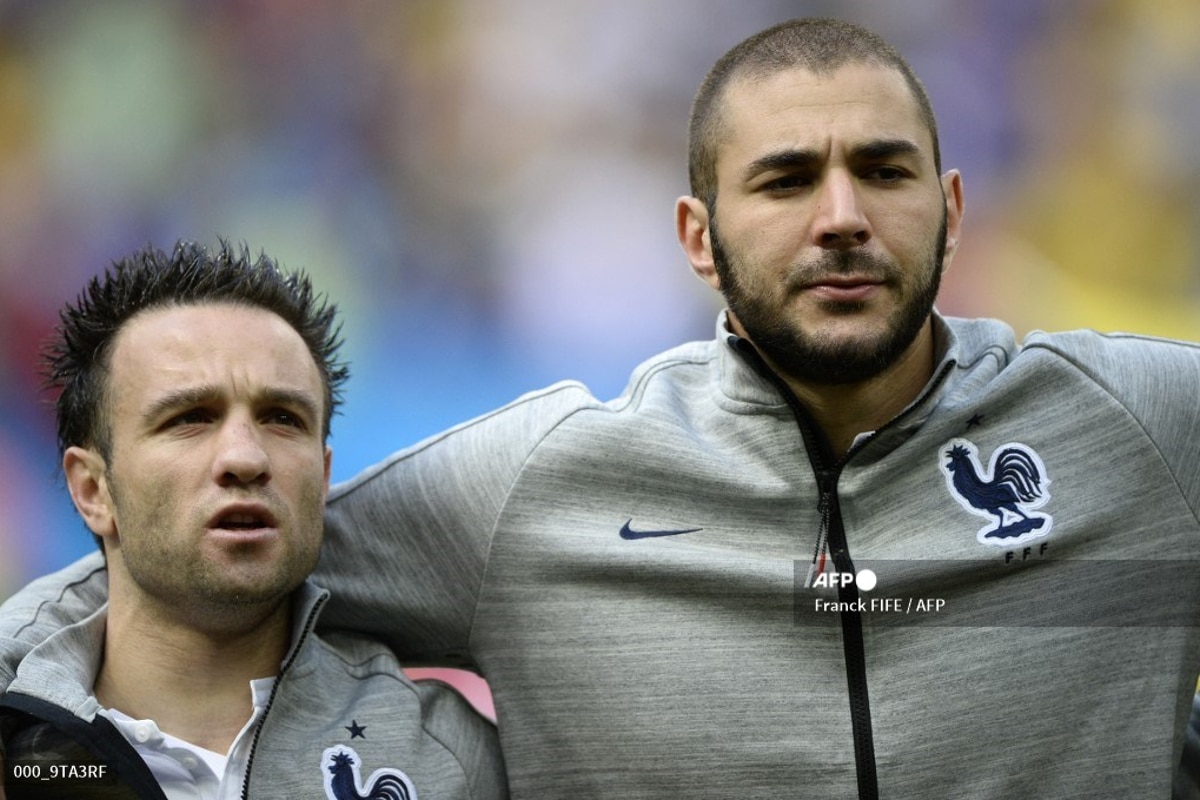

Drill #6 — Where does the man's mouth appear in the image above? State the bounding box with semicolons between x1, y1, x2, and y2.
208;505;279;535
218;514;269;530
804;275;884;303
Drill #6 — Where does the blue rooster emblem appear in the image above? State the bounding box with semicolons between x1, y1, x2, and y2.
321;746;416;800
940;438;1052;545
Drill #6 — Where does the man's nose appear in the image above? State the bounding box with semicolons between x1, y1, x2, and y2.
213;416;270;486
811;171;871;249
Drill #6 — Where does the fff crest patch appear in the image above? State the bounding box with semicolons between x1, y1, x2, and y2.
939;438;1053;546
322;745;416;800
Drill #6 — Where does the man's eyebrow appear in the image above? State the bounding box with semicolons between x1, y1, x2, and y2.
143;386;221;421
741;148;821;183
851;138;922;162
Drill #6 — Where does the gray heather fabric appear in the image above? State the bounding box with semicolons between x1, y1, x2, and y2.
5;312;1200;797
1;576;507;799
315;314;1200;798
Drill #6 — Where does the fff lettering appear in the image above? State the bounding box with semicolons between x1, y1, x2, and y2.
1005;542;1049;563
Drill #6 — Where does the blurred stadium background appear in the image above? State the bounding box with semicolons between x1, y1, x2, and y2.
2;0;1199;715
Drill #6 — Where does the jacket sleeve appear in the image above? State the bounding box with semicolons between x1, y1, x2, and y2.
1030;331;1200;518
0;552;108;692
316;381;596;668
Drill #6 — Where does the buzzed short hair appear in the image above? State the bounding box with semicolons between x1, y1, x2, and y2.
687;18;941;207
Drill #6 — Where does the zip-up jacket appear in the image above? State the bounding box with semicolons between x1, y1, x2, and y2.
5;313;1200;797
0;575;507;799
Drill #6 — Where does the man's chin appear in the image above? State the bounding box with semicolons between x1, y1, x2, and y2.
757;323;918;386
798;318;901;358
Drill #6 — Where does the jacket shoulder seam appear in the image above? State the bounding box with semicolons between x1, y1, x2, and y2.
1021;337;1200;529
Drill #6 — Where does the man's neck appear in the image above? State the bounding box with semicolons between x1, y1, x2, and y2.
769;322;938;459
95;597;293;754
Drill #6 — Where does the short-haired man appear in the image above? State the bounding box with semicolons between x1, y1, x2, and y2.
0;242;506;799
5;18;1200;800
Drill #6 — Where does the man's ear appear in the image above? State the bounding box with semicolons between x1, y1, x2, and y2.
940;169;965;270
64;446;117;541
323;445;332;500
675;196;720;290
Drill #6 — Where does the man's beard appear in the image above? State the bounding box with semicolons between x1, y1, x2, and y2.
711;212;946;386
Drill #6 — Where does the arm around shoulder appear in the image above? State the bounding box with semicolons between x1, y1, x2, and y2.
316;382;599;661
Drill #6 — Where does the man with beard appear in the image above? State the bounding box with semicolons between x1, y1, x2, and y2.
5;18;1200;800
0;242;506;799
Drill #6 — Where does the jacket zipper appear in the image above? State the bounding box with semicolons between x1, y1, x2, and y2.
730;338;878;798
732;337;956;800
239;594;327;800
818;468;878;800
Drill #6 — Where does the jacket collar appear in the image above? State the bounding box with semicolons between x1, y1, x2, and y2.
713;309;1019;451
276;581;330;677
6;580;330;722
6;603;108;719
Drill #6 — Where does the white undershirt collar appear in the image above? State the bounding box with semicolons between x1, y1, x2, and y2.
99;676;276;800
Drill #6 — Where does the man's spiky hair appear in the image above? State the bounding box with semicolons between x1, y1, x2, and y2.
44;239;350;460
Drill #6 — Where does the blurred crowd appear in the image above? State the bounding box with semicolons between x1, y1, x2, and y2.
1;0;1199;599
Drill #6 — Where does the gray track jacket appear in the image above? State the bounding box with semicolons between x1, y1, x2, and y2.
0;577;507;799
5;313;1200;798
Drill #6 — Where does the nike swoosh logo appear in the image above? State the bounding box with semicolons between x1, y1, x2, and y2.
619;519;703;540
